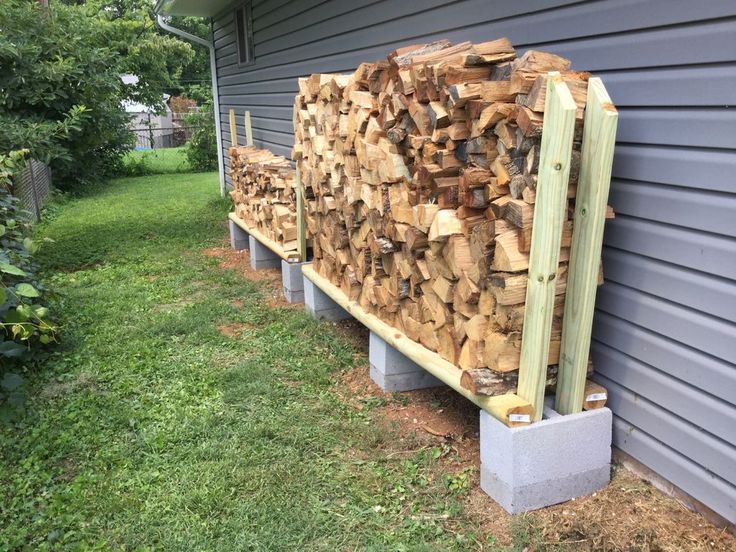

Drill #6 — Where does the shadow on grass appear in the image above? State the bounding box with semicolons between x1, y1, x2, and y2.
39;174;229;272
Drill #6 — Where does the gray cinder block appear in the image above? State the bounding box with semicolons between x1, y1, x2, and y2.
229;219;250;250
249;235;281;270
369;332;445;392
303;276;351;321
479;403;612;513
281;260;308;304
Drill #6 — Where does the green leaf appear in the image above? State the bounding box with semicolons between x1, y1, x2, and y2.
32;305;49;318
0;288;6;305
23;237;38;253
15;283;40;298
0;224;5;237
11;323;32;340
39;334;51;344
15;304;32;320
1;372;24;391
0;263;27;277
0;341;26;358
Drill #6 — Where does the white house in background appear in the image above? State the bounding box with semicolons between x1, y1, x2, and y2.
120;74;174;150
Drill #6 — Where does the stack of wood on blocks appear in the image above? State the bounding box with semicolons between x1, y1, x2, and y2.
293;38;607;398
229;146;299;253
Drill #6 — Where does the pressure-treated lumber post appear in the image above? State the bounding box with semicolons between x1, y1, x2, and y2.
556;79;618;415
296;166;307;262
517;73;577;421
244;111;253;147
229;109;238;147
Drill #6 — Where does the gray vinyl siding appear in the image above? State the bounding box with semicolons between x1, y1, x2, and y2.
213;0;736;522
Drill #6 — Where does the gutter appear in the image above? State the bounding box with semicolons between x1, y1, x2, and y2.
156;15;226;197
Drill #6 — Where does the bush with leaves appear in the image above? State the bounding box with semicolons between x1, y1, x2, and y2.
185;101;218;172
1;1;197;189
0;1;131;187
1;152;57;410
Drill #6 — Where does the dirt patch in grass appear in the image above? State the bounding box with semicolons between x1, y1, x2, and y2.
332;319;370;357
217;322;252;337
42;372;99;399
336;358;735;550
202;245;297;310
53;457;80;484
339;362;479;460
511;465;734;551
56;260;105;273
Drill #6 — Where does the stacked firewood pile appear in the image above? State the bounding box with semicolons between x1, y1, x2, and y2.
229;146;298;252
293;38;603;395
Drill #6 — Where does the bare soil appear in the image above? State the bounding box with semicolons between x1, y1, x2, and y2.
216;322;252;337
203;245;298;310
336;360;734;550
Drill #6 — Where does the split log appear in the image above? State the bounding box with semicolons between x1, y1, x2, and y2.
294;37;605;397
228;146;298;251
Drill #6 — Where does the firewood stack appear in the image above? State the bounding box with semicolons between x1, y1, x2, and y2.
229;146;299;252
293;38;603;396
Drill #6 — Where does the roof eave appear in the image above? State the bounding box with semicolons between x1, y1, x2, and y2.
153;0;234;18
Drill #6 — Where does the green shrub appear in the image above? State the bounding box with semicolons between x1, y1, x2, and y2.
0;1;132;187
0;1;196;189
119;151;156;177
0;152;58;410
185;102;218;172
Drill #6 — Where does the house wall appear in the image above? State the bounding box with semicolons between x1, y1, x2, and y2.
212;0;736;523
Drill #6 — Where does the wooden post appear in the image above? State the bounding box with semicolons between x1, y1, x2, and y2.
244;111;253;147
229;109;238;147
296;166;307;262
582;380;608;410
555;78;618;414
517;72;577;421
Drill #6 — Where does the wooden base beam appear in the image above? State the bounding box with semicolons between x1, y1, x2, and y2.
302;264;534;427
228;212;301;262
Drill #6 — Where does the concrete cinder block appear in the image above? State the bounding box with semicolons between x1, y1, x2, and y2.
369;332;444;392
281;260;308;304
303;276;351;321
229;219;250;250
479;403;612;513
249;235;281;270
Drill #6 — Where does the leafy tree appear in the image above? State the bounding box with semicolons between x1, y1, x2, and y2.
1;1;203;187
167;15;212;98
60;0;209;103
0;1;132;186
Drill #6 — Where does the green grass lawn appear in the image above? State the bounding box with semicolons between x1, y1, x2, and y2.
120;147;191;175
0;172;520;551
